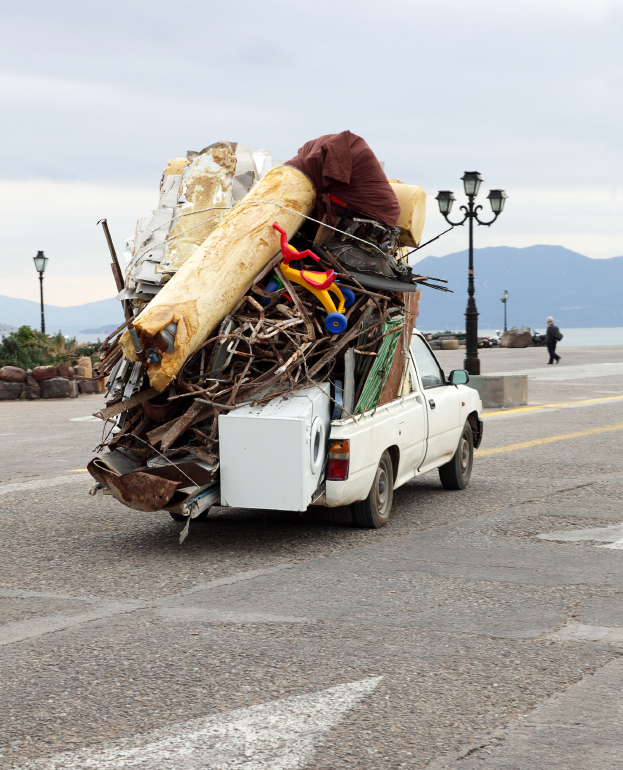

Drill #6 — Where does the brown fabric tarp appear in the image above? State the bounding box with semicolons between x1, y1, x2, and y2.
286;131;400;228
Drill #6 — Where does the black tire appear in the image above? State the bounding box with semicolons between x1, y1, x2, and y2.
439;421;474;490
351;450;394;528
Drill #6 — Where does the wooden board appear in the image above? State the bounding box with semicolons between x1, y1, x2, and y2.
378;290;421;406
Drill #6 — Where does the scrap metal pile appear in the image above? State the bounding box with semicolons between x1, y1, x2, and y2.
88;133;449;520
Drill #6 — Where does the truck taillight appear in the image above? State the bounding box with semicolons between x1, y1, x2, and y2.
327;440;350;481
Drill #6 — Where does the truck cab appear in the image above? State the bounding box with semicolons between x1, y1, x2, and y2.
321;329;483;526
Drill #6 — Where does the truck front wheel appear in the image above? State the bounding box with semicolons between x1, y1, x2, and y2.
351;450;394;528
439;421;474;490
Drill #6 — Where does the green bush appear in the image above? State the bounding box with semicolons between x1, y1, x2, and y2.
0;326;101;370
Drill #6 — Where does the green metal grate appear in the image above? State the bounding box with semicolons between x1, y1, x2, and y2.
354;315;404;414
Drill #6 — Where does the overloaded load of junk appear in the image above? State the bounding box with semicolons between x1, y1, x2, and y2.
88;131;449;538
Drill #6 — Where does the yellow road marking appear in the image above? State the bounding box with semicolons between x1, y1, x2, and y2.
476;422;623;458
483;394;623;418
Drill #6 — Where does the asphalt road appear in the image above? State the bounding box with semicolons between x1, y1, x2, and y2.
1;344;622;769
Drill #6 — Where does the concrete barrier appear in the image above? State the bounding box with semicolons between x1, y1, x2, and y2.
468;374;528;408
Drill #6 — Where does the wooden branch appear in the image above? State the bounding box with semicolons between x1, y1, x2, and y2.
95;387;158;420
160;400;211;451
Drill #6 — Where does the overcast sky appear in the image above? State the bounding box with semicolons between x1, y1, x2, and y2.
1;0;621;306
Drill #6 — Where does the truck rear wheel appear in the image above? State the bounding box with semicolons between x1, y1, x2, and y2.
351;450;393;528
439;421;473;490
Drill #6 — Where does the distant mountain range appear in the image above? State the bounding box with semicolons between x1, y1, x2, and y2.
1;246;621;336
0;295;121;337
412;245;622;330
0;322;18;337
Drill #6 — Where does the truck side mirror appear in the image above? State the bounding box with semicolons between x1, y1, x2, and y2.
448;369;469;385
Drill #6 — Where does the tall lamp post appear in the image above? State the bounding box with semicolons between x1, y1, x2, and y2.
501;289;509;332
33;251;49;334
435;174;507;375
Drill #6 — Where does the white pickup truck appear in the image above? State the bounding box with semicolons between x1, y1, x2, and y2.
218;330;483;528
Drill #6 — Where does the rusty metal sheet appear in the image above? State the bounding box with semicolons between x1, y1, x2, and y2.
87;460;180;512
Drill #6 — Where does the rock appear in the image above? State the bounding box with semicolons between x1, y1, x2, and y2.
0;366;27;383
76;356;93;378
26;375;37;387
40;377;79;399
22;385;41;400
75;366;88;378
96;377;106;394
441;339;459;350
78;380;98;395
500;326;533;348
56;363;74;379
0;381;23;400
32;365;58;382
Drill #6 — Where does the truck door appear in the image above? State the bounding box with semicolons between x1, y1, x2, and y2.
395;365;426;484
409;334;461;469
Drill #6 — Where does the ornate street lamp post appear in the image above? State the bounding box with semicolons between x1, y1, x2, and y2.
33;251;49;334
435;174;507;375
501;289;509;332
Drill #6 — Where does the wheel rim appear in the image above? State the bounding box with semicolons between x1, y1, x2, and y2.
374;462;391;520
459;431;470;475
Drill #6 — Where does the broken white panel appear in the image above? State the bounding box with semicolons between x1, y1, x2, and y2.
133;259;165;285
134;282;160;296
232;144;259;202
124;172;186;291
159;142;237;274
252;148;272;180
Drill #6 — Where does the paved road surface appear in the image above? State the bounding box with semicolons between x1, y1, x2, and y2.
1;344;622;769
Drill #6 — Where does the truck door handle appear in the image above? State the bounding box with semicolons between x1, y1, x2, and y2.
429;399;436;409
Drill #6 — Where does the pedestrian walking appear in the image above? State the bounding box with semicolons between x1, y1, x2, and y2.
545;316;562;364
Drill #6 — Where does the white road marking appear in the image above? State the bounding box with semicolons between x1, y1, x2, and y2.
484;362;623;382
555;623;623;642
0;565;295;646
538;522;623;549
155;607;309;623
0;432;16;436
0;474;90;496
0;588;102;602
69;416;101;422
17;677;382;769
0;602;140;647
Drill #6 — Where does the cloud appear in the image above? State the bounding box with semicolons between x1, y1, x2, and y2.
0;179;154;306
0;0;621;303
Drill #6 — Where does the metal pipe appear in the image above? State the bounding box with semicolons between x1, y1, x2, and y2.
464;196;480;375
38;272;45;334
97;218;132;321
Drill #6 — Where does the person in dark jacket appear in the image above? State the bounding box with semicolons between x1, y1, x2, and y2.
545;316;562;364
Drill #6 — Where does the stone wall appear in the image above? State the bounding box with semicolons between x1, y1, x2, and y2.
0;357;104;400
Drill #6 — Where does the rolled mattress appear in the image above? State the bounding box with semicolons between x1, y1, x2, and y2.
121;165;316;391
